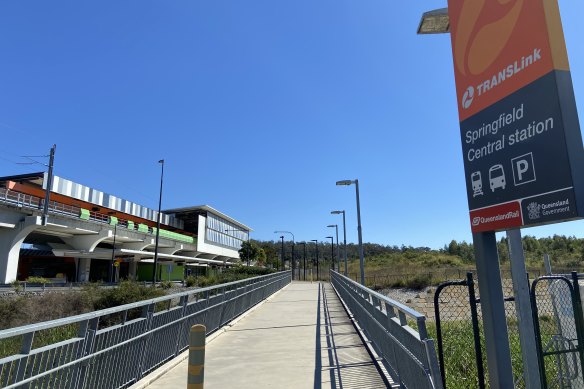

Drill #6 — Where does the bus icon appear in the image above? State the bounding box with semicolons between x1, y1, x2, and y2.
471;171;483;197
489;164;506;192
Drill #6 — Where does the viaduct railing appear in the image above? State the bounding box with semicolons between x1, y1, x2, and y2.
330;270;443;389
0;188;195;245
0;271;291;388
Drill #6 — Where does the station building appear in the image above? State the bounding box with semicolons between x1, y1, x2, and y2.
0;172;251;283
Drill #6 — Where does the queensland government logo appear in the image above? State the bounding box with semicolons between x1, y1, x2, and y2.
527;202;541;220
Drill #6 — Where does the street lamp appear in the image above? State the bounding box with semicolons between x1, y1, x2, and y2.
325;236;334;273
417;8;449;34
336;179;365;285
296;242;307;281
279;235;284;271
327;224;339;272
275;231;295;279
152;159;165;286
310;239;319;280
331;210;348;276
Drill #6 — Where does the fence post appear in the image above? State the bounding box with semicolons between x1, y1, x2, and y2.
571;272;584;378
530;277;548;388
467;273;486;389
188;324;206;389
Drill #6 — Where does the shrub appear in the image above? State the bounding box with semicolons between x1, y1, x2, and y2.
185;276;197;287
25;276;51;284
10;280;21;292
159;280;173;290
93;280;166;311
404;273;434;290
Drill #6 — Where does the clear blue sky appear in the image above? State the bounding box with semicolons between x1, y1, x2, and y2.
1;1;583;249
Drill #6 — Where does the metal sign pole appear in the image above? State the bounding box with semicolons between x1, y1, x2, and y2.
473;231;514;388
506;228;541;388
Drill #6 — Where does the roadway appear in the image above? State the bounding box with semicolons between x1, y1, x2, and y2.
134;281;390;389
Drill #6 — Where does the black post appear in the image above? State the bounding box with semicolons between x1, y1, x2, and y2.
311;240;319;280
280;236;285;271
42;144;56;226
152;159;164;285
327;237;334;270
467;272;486;389
291;241;295;280
303;243;307;281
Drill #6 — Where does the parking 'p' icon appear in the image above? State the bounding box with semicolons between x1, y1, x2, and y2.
511;152;536;186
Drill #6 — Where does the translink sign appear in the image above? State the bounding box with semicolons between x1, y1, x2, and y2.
447;0;584;232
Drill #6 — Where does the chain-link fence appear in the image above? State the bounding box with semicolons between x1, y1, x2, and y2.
431;272;534;389
531;273;584;388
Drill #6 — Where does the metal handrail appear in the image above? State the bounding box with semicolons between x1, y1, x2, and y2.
330;270;443;389
0;271;291;388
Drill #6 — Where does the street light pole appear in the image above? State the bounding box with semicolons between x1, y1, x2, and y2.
311;239;319;280
326;236;334;273
331;210;348;275
297;242;307;281
280;235;284;271
275;231;295;279
336;179;365;285
152;159;164;286
42;144;56;226
110;222;117;283
327;224;339;272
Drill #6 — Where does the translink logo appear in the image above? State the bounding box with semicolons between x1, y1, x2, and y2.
462;48;542;110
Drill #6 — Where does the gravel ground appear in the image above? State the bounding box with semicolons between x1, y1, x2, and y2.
377;287;432;305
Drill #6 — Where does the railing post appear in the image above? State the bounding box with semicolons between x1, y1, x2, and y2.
135;303;156;380
175;295;189;357
14;332;34;383
71;317;99;389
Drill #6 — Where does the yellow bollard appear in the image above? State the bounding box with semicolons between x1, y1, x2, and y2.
187;324;206;389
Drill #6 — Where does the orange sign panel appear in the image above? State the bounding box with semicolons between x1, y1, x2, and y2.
448;0;569;121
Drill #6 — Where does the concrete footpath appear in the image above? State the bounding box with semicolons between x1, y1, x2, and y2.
139;281;388;389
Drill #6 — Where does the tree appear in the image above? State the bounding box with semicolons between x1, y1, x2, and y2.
238;241;266;266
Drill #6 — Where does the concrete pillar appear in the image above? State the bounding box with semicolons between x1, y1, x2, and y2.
77;258;91;282
0;216;41;283
128;257;138;280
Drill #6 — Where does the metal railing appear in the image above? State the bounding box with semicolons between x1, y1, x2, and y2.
0;271;291;388
330;270;443;389
0;188;195;244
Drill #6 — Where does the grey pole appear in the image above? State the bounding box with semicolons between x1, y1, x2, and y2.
42;144;56;226
355;179;365;285
326;236;334;270
473;231;514;388
335;225;339;272
280;236;285;271
110;223;117;283
506;228;541;388
342;211;347;275
152;159;164;286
